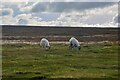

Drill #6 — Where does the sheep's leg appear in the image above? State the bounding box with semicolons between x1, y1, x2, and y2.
69;42;74;49
69;45;72;49
43;44;45;48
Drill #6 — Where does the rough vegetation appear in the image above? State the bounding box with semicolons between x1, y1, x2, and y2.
2;42;119;80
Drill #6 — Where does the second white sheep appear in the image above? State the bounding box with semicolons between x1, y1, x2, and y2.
69;37;81;50
40;38;50;49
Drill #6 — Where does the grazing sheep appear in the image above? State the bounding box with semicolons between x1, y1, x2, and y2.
40;38;50;49
69;37;81;50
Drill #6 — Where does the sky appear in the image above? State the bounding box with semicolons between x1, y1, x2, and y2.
0;0;119;27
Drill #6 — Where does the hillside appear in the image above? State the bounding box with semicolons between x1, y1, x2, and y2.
2;25;119;42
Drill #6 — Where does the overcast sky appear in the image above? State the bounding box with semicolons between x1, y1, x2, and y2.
0;0;119;27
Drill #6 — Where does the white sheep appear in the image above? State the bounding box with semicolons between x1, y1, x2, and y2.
40;38;50;49
69;37;81;50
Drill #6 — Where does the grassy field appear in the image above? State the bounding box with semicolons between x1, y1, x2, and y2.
2;42;119;80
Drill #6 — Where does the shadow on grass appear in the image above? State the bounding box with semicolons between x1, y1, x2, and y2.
2;73;119;80
72;65;119;70
2;77;119;80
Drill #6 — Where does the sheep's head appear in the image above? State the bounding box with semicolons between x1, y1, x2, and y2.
47;46;50;49
78;46;81;50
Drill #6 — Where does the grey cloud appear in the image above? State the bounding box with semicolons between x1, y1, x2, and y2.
113;14;120;24
73;0;119;2
31;2;116;13
27;0;119;2
0;8;13;16
1;2;28;17
18;19;28;25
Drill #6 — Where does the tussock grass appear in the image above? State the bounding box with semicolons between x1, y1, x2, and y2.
2;43;119;79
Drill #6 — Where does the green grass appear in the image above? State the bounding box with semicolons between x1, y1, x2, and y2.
2;43;119;80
